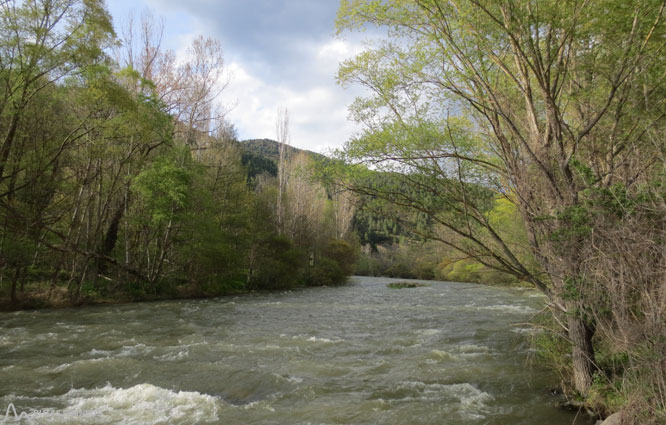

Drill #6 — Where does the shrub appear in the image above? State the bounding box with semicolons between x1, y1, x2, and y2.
248;234;304;290
302;257;346;286
324;240;357;275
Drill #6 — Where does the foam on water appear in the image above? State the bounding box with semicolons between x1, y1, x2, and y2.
458;344;490;353
286;375;304;384
454;344;495;359
416;329;440;336
38;357;106;374
34;332;58;341
38;356;140;374
242;400;276;412
390;381;495;419
153;349;189;361
478;304;538;314
449;383;496;420
289;335;343;344
12;383;222;425
512;326;543;335
427;349;459;361
117;343;153;357
87;348;112;357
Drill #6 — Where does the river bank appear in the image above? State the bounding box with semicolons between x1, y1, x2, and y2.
0;275;533;313
0;283;244;312
0;272;349;312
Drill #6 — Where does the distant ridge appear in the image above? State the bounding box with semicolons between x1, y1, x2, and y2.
240;139;325;163
239;139;329;180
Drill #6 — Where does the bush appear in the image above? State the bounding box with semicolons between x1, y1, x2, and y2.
437;258;517;285
248;234;304;290
354;254;379;276
324;240;357;275
302;257;346;286
302;240;357;286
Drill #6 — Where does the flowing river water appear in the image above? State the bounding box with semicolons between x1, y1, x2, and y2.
1;276;591;424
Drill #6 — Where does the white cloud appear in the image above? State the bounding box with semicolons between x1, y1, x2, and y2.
317;39;365;62
222;60;360;153
108;0;366;153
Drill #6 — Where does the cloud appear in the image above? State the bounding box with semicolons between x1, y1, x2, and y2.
109;0;367;152
223;58;361;153
144;0;339;81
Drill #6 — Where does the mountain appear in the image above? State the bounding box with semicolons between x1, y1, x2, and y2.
239;139;327;180
240;139;323;162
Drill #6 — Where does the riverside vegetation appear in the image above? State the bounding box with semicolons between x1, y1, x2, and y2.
329;0;666;423
0;1;356;310
1;0;664;423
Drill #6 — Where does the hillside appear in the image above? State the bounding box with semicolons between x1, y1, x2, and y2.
241;139;323;162
238;138;518;284
240;139;328;180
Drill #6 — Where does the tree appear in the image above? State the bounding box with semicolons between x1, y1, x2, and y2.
50;65;172;299
181;128;253;294
283;152;328;245
336;0;665;411
275;107;292;234
330;185;357;241
0;0;115;302
0;0;114;187
115;11;230;149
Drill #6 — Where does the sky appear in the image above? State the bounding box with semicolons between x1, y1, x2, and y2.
105;0;367;153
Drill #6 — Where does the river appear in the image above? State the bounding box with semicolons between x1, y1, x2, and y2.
1;276;591;424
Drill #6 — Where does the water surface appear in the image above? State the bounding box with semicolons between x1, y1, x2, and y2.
0;276;590;424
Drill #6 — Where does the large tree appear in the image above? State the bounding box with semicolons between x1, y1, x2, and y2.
335;0;665;412
0;0;114;186
0;0;115;301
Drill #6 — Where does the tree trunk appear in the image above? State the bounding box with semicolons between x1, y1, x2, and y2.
98;204;125;275
568;314;597;395
0;112;20;182
10;266;20;304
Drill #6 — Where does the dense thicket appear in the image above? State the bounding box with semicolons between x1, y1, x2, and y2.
0;1;355;308
349;171;520;283
335;0;665;421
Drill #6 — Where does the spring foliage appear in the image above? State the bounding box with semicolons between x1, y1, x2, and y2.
0;2;357;308
335;0;665;420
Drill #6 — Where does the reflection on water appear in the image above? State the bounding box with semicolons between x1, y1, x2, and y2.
0;276;591;424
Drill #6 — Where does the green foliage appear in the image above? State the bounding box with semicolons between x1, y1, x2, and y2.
241;152;278;180
323;240;356;276
0;232;35;267
582;183;650;220
302;240;358;287
530;314;575;390
352;194;523;285
0;1;359;309
176;210;246;294
551;205;591;242
302;257;345;287
561;277;583;301
387;282;429;289
587;373;627;415
439;259;483;283
335;1;666;418
0;24;337;306
437;258;518;285
570;158;597;186
248;234;304;290
134;147;194;224
241;139;323;164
